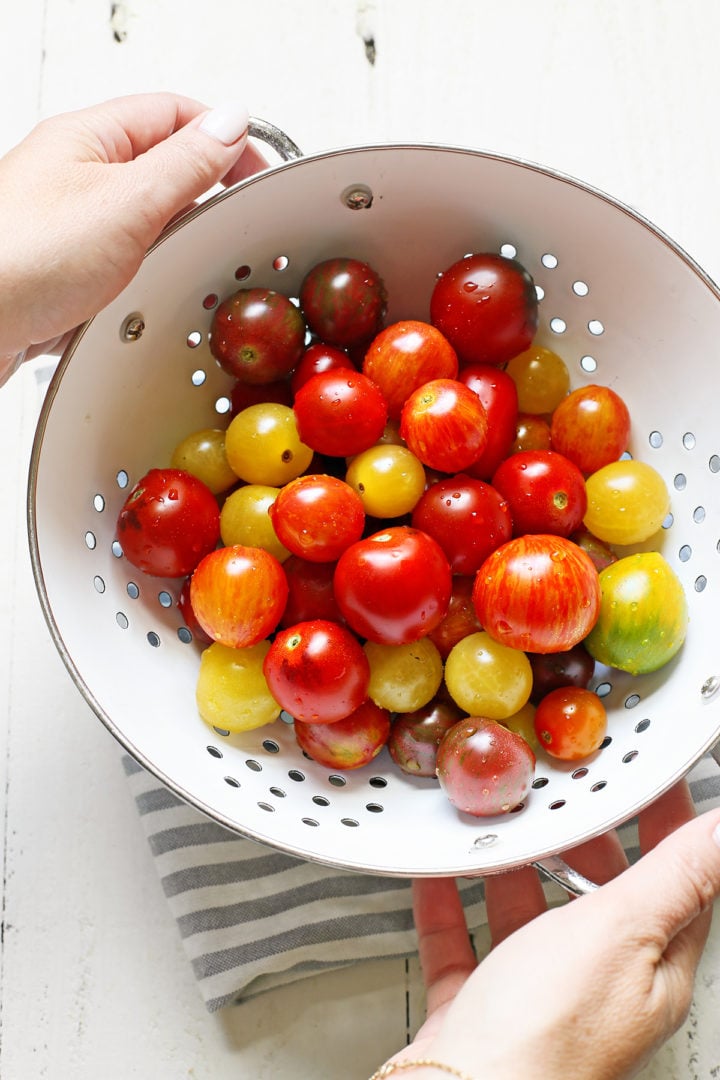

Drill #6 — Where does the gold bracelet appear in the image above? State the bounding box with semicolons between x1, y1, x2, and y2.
368;1059;476;1080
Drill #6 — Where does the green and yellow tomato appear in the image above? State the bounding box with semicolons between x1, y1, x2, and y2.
583;552;688;675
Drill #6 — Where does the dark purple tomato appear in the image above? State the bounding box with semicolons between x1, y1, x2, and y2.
388;697;466;777
528;644;596;704
299;258;387;348
210;287;306;384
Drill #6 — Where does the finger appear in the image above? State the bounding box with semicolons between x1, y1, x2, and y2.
600;807;720;957
560;828;630;888
484;865;548;946
222;141;271;186
412;878;477;1015
638;779;696;854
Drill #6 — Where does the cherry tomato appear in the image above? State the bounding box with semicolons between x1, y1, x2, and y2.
550;384;631;475
224;402;314;486
511;413;552;453
527;644;596;704
299;257;387;348
116;467;220;578
190;544;288;648
290;342;356;396
583;552;688;675
472;534;601;654
399;378;488;473
506;345;570;414
263;619;370;723
345;444;427;518
364;637;444;713
444;631;533;719
491;449;587;537
501;701;540;753
362;320;459;419
230;378;293;416
209;287;306;383
195;640;280;733
177;576;212;645
269;474;365;562
170;428;238;495
388;696;465;777
569;528;618;572
583;460;670;545
219;485;290;562
411;474;512;574
279;556;344;628
427;575;483;659
334;526;452;645
293;370;388;457
456;364;519;479
436;717;536;817
534;687;607;761
430;252;538;366
293;699;391;770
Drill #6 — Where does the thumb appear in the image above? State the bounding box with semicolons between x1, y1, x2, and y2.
600;806;720;985
127;103;250;233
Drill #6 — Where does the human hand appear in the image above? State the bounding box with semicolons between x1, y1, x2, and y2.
0;92;268;379
377;780;720;1080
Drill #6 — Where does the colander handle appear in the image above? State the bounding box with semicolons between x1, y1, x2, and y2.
533;856;599;896
248;117;303;162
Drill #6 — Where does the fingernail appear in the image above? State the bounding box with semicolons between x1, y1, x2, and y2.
199;103;250;147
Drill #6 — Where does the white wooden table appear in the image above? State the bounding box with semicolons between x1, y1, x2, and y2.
3;2;720;1076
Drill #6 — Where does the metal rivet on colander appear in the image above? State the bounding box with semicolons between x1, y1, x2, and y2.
120;313;145;342
341;184;374;210
701;676;720;699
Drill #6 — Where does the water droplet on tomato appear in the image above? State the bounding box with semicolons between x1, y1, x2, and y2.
464;281;478;292
168;488;178;500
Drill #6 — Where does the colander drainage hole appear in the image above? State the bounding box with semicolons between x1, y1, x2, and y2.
635;718;651;733
624;694;640;710
157;591;173;608
674;473;687;491
572;280;589;297
302;818;319;827
499;242;517;258
591;780;607;792
85;531;96;550
571;767;588;780
649;431;663;449
94;575;105;594
245;759;262;772
177;627;193;644
541;252;558;268
112;540;123;558
580;355;597;373
683;432;697;450
224;776;240;788
549;800;566;810
127;582;140;599
369;776;387;789
202;293;218;310
549;316;566;335
258;802;275;813
328;775;347;787
273;255;289;271
207;746;223;759
709;454;720;473
93;494;105;512
600;735;612;749
262;739;280;753
532;777;549;789
288;769;305;782
679;544;692;562
622;751;639;763
116;612;129;629
147;632;160;648
312;795;330;807
235;265;251;281
191;369;206;386
341;818;359;828
186;330;202;348
270;787;286;798
116;469;129;489
588;319;604;336
366;803;384;814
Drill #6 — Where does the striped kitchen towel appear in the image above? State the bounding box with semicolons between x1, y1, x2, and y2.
123;750;720;1013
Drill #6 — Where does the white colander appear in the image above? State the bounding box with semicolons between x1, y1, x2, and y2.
27;120;720;892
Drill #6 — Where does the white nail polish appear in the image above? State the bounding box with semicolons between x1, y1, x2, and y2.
199;103;250;147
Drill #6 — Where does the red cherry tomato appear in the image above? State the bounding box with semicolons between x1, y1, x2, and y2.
430;252;539;366
177;576;213;645
293;699;391;769
427;575;484;659
290;342;356;397
550;384;632;475
263;619;370;724
511;413;552;453
190;544;288;648
399;378;488;473
334;525;452;645
209;287;306;384
436;717;536;816
533;686;607;760
472;534;601;653
278;556;344;629
362;320;459;419
457;364;519;479
293;370;388;457
269;474;365;562
491;449;588;537
116;468;220;578
230;378;293;416
299;257;387;348
411;474;512;574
